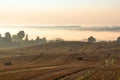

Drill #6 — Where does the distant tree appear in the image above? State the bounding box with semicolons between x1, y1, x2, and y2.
35;36;40;41
116;37;120;42
22;34;30;46
55;38;64;42
42;37;47;43
1;32;12;47
4;32;12;42
17;31;25;40
88;36;96;43
25;34;29;41
12;35;17;42
35;36;47;44
5;32;11;39
35;36;41;44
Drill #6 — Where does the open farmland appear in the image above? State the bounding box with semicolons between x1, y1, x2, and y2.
0;41;120;80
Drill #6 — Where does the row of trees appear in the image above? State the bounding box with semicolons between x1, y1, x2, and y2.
0;31;120;48
0;31;47;48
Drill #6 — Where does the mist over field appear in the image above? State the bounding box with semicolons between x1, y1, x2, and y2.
0;26;120;41
28;26;120;32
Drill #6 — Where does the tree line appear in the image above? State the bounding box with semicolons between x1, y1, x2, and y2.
0;31;120;48
0;31;47;48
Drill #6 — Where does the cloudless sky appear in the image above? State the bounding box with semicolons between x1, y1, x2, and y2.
0;0;119;26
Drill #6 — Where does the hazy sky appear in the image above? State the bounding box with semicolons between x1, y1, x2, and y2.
0;0;120;26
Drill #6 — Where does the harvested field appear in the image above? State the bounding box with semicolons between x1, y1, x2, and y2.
0;41;120;80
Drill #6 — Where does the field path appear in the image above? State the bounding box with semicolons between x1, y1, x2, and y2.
0;66;61;75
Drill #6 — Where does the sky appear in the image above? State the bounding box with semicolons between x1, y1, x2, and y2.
0;0;119;26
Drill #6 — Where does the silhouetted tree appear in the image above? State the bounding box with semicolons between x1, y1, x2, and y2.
17;31;25;41
35;36;47;44
4;32;12;42
25;34;29;41
116;37;120;42
35;36;40;42
22;34;30;46
35;36;42;44
0;32;13;47
88;36;96;43
42;37;47;43
5;32;11;39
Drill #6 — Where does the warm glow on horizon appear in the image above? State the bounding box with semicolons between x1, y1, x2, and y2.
0;26;119;41
0;0;119;26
